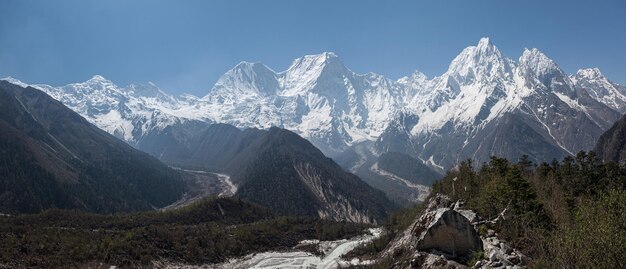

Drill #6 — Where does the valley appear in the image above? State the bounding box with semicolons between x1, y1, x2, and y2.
0;5;624;266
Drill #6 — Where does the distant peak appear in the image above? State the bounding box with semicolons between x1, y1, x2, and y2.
521;47;542;57
477;37;492;48
410;70;428;81
127;82;169;98
234;61;259;68
473;37;500;56
297;52;340;63
286;52;346;75
445;37;509;80
230;61;275;74
519;48;555;66
576;68;604;79
86;75;112;84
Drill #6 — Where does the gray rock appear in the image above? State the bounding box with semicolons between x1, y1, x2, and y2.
427;194;452;211
414;208;483;259
457;209;478;223
507;255;520;264
489;251;498;262
500;242;513;254
489;237;501;246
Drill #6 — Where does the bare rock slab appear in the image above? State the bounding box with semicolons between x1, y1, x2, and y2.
414;208;483;259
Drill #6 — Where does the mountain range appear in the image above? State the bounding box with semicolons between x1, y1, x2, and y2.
4;37;625;206
0;81;394;222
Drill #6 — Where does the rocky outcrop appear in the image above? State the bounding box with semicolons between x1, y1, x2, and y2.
381;194;528;269
413;208;483;259
472;230;529;269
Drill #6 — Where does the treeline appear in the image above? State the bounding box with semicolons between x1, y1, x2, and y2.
432;152;625;269
0;197;368;268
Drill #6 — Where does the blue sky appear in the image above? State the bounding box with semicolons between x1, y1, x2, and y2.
1;0;625;96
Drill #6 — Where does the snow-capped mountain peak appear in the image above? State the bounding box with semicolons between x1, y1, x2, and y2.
83;75;117;89
284;52;343;75
445;37;512;84
88;74;109;82
280;52;348;96
519;48;561;77
398;70;428;84
206;61;279;100
571;67;626;112
574;67;605;82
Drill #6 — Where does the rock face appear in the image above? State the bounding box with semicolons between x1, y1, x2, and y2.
413;208;483;258
476;231;529;269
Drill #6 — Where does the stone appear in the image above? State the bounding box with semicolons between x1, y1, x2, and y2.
414;208;483;259
453;200;466;210
507;255;520;264
500;242;513;254
418;252;468;269
487;229;496;237
489;251;498;262
457;209;478;223
427;193;452;211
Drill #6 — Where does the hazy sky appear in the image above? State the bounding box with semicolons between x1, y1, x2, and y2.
1;0;625;96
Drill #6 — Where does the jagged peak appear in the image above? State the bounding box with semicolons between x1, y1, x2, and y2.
519;48;563;78
126;82;170;98
286;51;344;72
228;61;276;75
208;59;280;98
218;61;277;83
410;70;428;81
520;48;551;64
445;37;511;82
398;70;428;84
233;60;270;69
303;51;339;61
476;37;492;48
474;37;499;56
575;67;604;80
87;75;111;83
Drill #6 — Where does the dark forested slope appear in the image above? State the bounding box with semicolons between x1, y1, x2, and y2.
0;81;185;214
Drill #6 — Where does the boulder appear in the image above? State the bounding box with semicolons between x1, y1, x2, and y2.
414;208;483;259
